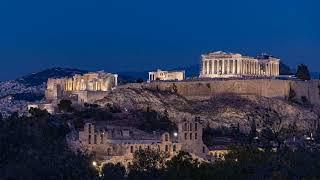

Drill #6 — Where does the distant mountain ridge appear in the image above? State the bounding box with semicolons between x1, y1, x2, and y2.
16;67;88;87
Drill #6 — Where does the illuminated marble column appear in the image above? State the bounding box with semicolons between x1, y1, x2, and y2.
221;60;225;74
246;60;249;74
239;60;243;75
212;60;215;74
255;62;257;75
213;60;217;74
265;64;268;76
242;60;245;74
204;60;208;74
202;60;206;75
232;60;235;74
253;61;255;75
114;74;118;86
208;60;212;75
247;61;249;74
238;60;242;74
210;60;214;75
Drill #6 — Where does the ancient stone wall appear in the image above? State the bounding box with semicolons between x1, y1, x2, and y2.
72;91;108;104
146;79;320;105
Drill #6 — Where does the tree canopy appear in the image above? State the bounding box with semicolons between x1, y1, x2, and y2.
58;99;74;112
279;62;293;75
296;64;311;80
138;108;177;133
0;110;98;179
101;163;126;180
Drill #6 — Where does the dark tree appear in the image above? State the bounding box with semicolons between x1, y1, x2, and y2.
296;64;311;80
163;151;199;180
172;83;178;93
315;119;320;143
138;108;177;133
301;96;310;106
288;85;296;101
58;99;73;112
0;113;3;128
101;163;126;180
260;128;276;149
136;78;144;83
29;107;50;118
202;126;215;146
279;62;292;75
249;117;257;141
128;148;167;179
0;112;98;179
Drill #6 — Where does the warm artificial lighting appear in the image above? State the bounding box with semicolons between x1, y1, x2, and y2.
92;161;97;167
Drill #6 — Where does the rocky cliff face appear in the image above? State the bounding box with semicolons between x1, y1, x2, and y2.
96;84;319;133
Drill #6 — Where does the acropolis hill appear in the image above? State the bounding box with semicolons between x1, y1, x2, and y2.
19;52;320;168
94;79;319;131
27;51;320;134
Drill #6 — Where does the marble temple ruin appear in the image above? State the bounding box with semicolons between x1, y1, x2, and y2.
200;51;280;78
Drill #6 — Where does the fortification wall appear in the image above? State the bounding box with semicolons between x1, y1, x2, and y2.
145;79;320;105
291;80;320;105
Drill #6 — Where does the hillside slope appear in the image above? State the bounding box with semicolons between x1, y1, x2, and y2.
97;84;319;133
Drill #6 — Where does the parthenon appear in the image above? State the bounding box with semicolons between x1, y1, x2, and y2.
200;51;280;78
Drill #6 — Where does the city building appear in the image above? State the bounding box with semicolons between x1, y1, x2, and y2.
208;145;230;161
67;117;209;168
200;51;280;78
148;69;185;82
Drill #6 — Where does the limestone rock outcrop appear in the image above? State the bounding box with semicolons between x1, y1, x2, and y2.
96;84;319;133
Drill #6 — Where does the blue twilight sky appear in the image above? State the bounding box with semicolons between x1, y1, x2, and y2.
0;0;319;80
